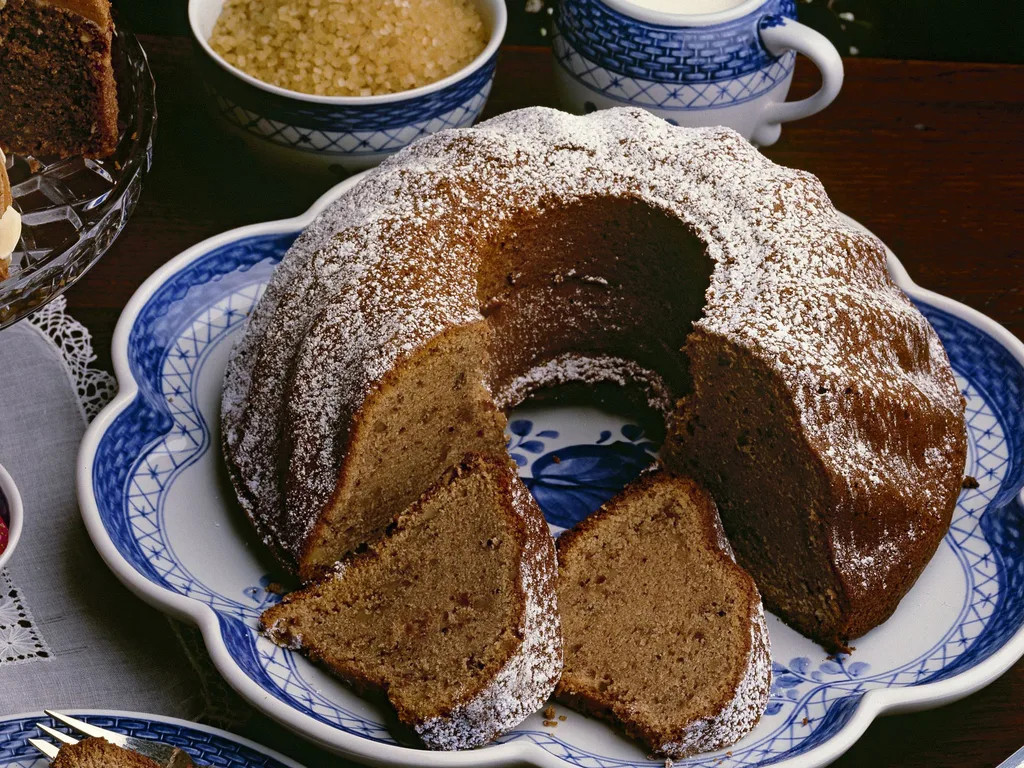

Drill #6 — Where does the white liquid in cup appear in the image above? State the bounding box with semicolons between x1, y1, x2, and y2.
619;0;749;15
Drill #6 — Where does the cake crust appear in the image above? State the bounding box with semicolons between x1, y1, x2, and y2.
0;154;11;213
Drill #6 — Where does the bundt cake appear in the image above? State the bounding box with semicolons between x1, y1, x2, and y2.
223;106;967;650
260;454;562;750
556;471;770;759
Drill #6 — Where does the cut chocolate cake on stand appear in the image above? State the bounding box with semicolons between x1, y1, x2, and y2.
0;0;119;158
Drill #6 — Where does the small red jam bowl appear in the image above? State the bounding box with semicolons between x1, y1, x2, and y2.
0;463;24;569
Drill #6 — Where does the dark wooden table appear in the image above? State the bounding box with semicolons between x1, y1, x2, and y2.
64;36;1024;768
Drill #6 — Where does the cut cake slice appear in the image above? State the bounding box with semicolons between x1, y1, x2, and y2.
0;0;119;158
261;454;562;750
556;471;771;758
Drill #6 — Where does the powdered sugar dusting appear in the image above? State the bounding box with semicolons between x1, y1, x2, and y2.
496;353;672;413
222;106;965;593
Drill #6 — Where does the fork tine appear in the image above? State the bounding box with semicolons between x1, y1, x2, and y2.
28;739;60;760
36;723;78;745
43;711;121;744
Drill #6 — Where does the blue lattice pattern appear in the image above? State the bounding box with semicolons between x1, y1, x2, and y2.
556;0;795;83
195;46;497;132
918;305;1024;677
554;31;795;110
90;229;1024;767
93;235;294;587
0;713;294;767
125;283;269;620
210;82;491;156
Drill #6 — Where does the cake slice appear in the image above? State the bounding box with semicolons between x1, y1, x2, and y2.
0;0;119;158
0;150;20;280
261;454;562;750
556;471;770;759
52;738;160;768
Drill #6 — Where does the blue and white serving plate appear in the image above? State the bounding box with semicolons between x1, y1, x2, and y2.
0;711;302;767
78;173;1024;768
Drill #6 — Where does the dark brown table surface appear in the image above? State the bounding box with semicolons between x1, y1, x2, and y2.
64;36;1024;768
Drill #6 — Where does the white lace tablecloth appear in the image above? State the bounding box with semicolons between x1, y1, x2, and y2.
0;298;348;766
0;298;220;716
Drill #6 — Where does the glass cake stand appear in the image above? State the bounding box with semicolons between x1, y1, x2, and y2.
0;26;157;329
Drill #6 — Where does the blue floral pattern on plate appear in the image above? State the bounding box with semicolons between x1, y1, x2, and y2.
80;216;1024;767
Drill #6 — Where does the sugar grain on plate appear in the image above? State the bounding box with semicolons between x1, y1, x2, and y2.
209;0;488;97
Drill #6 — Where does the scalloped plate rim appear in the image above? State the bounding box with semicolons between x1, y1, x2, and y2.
76;173;1024;768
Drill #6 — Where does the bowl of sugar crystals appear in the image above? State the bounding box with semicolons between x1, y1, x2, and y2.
189;0;507;174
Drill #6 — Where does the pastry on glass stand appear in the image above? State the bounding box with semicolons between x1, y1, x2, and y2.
0;151;21;281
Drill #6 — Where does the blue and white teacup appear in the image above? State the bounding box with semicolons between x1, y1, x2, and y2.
553;0;843;145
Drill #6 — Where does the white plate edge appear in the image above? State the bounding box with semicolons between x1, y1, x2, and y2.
74;190;1024;768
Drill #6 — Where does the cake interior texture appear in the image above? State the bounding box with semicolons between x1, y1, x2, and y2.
51;738;160;768
262;455;560;748
299;196;712;577
556;472;769;758
0;0;119;158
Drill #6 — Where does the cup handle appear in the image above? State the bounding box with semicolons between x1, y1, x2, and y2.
754;17;844;145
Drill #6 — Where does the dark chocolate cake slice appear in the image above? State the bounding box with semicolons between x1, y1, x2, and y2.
0;0;119;158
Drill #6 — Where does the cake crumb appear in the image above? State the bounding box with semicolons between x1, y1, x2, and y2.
558;714;566;721
266;581;287;595
962;475;979;489
802;717;809;726
551;455;561;464
543;705;556;719
543;720;558;727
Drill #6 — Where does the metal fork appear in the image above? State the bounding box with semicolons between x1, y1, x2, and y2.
29;711;203;767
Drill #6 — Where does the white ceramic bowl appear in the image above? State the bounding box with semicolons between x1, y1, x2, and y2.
0;462;24;570
188;0;506;176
